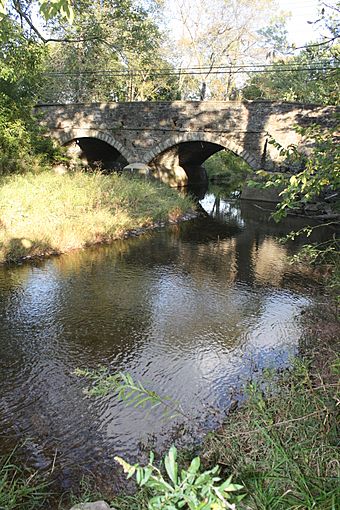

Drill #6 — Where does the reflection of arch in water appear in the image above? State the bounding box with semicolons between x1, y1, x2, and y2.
60;129;133;169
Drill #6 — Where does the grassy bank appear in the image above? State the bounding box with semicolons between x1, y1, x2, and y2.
0;171;194;263
200;307;340;510
0;447;48;510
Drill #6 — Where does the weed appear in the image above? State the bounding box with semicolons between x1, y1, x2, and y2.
202;352;340;509
114;446;244;510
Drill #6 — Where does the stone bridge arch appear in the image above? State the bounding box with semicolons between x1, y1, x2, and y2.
143;132;257;186
36;101;337;186
59;128;134;168
143;132;257;169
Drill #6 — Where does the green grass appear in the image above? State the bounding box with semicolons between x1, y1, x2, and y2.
0;171;194;263
204;150;252;187
201;334;340;509
0;448;48;510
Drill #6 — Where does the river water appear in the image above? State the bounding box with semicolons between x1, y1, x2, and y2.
0;187;331;497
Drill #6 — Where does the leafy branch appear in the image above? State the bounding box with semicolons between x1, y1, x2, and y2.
115;446;244;510
1;0;74;22
9;0;111;45
74;368;188;420
250;120;340;222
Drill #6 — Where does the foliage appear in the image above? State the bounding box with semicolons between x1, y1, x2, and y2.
0;0;74;23
202;344;340;510
41;0;181;102
74;368;187;419
115;446;244;510
204;150;251;188
283;223;340;299
242;2;340;105
0;17;61;173
165;0;289;100
0;170;194;263
0;447;48;510
250;121;340;221
249;119;340;293
242;45;340;105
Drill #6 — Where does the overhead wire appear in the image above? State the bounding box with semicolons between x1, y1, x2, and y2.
44;64;339;77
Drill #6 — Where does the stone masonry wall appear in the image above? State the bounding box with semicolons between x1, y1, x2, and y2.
36;101;337;185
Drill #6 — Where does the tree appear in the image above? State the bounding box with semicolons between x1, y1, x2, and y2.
242;45;339;105
162;0;289;100
242;2;340;105
41;0;181;102
0;16;57;173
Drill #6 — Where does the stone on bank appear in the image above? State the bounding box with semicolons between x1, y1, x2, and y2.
70;500;115;510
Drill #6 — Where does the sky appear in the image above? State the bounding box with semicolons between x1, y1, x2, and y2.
279;0;323;47
164;0;336;54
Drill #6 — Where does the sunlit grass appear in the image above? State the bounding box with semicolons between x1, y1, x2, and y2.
0;171;194;263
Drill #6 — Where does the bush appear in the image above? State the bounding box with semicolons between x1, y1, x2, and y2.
114;446;244;510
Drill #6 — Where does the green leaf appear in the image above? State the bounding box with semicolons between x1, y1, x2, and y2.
140;467;153;487
219;474;233;490
195;472;211;485
164;446;178;485
188;456;200;474
224;483;243;492
136;467;142;485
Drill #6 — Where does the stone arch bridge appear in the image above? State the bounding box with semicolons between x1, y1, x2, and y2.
36;101;336;186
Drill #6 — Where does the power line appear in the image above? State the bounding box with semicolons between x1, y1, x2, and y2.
44;60;338;73
43;65;339;78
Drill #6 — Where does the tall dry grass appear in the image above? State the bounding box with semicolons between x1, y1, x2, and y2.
0;171;193;263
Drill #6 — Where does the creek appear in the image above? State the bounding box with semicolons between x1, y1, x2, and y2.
0;184;332;497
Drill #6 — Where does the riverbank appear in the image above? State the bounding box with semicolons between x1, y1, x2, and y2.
198;303;340;510
1;290;339;510
0;171;195;264
105;302;339;510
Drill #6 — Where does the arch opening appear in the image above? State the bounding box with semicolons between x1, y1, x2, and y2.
204;147;252;186
64;137;128;172
148;140;253;187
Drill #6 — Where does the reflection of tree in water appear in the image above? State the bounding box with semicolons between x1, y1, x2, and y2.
0;191;333;497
